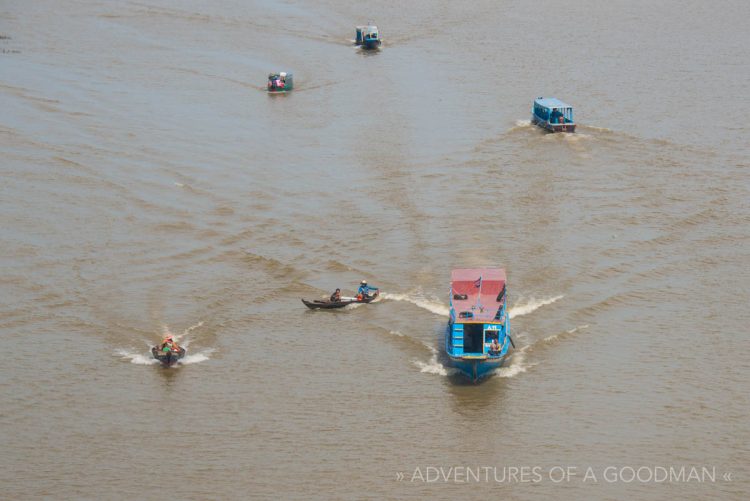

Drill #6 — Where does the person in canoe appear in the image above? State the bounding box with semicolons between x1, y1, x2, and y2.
330;288;342;302
356;280;378;300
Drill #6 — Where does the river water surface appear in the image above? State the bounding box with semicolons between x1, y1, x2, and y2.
1;0;748;499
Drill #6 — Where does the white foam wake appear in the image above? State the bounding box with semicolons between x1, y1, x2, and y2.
491;344;537;378
117;321;212;366
385;291;563;320
181;348;215;364
544;324;589;343
413;346;456;376
161;321;204;344
382;292;449;316
116;347;214;366
116;349;159;365
509;295;564;318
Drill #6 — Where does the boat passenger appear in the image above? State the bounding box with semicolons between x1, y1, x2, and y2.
330;288;342;302
489;338;501;356
160;335;179;352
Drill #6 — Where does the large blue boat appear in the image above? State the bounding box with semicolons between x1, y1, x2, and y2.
532;97;576;133
445;268;513;382
355;25;381;50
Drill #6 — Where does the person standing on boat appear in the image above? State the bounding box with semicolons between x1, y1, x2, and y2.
330;288;342;302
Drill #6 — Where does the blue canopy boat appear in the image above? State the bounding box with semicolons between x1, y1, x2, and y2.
532;97;575;133
355;25;381;49
445;268;514;382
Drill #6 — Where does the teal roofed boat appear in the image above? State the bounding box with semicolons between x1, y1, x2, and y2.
532;97;576;133
355;24;381;50
445;268;515;382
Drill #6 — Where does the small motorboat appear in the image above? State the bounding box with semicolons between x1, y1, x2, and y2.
302;291;379;310
267;71;293;93
355;25;381;49
151;346;186;366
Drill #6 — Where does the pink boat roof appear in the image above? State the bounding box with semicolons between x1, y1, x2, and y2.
450;268;507;322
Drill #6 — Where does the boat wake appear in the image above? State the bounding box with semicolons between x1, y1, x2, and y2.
543;324;589;344
413;346;457;376
578;124;614;134
116;348;159;365
491;348;535;378
508;295;564;318
382;292;449;316
508;119;532;132
385;291;563;319
116;321;213;366
412;344;534;379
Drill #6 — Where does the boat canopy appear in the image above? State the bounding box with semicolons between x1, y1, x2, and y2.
450;268;507;322
534;97;572;110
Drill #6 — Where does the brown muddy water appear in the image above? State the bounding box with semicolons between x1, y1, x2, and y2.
1;0;748;499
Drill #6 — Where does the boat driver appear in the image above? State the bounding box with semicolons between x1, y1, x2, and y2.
357;280;376;298
330;288;342;302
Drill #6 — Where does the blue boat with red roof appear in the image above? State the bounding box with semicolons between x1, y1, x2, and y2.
445;268;514;381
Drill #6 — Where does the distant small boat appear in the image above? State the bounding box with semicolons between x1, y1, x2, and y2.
532;97;575;133
267;72;293;93
151;346;186;366
355;25;381;49
445;268;514;381
302;291;379;310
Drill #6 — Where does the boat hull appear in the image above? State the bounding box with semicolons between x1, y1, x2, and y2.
531;114;575;133
151;346;186;366
267;87;292;94
301;293;378;310
362;40;381;50
450;355;506;382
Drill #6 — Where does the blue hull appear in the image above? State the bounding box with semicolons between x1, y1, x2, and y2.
451;356;506;382
362;40;381;50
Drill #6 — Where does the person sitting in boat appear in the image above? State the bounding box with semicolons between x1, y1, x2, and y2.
330;288;342;302
357;280;377;299
160;334;180;352
489;338;501;356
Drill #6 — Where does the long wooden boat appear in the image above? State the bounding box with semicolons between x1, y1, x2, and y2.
302;292;378;310
532;97;576;133
445;268;514;381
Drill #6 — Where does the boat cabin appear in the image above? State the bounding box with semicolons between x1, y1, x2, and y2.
446;268;510;358
532;97;576;133
267;72;293;92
